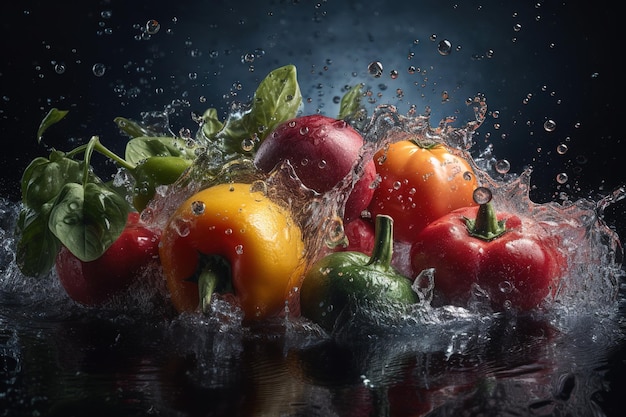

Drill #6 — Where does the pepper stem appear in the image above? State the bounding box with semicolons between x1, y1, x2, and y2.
366;214;394;268
465;202;507;241
195;255;233;314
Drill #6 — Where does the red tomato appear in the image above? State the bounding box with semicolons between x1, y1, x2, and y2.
410;201;566;311
369;140;478;243
55;212;160;305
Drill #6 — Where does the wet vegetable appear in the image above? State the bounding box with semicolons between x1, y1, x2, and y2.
368;138;478;242
17;65;305;279
335;218;375;256
55;212;160;305
410;187;566;311
131;156;192;211
300;214;419;332
254;114;377;222
158;182;306;321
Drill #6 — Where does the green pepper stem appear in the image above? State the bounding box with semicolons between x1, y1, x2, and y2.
466;202;507;241
367;214;394;269
198;269;218;314
196;255;234;314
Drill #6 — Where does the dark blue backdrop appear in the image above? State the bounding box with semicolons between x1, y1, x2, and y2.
1;0;623;221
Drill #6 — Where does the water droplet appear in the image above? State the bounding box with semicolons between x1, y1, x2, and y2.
92;63;106;77
544;119;556;132
63;216;78;225
557;143;568;155
495;159;511;174
556;172;569;184
191;200;205;215
514;23;522;32
241;138;255;152
299;126;309;135
367;61;383;78
235;244;244;255
225;228;233;235
146;19;160;35
473;187;493;204
392;181;401;190
318;160;327;169
463;171;473;181
389;69;399;79
437;39;452;55
499;281;513;293
54;63;66;74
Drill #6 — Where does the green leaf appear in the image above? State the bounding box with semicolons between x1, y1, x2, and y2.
20;151;84;211
200;108;225;140
48;182;130;262
242;64;302;141
37;108;69;143
124;136;196;165
16;204;61;278
338;83;364;120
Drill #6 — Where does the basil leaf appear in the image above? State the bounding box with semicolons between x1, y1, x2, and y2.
16;204;61;278
200;108;225;140
125;136;196;165
241;64;302;142
37;108;69;143
48;182;130;262
338;83;364;120
20;152;84;211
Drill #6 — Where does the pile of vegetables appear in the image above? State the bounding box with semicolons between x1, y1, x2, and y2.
16;64;567;331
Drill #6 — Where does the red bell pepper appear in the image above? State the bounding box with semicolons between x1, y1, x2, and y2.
410;187;566;311
55;212;160;305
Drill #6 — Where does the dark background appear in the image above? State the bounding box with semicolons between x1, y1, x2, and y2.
1;0;624;231
1;1;625;413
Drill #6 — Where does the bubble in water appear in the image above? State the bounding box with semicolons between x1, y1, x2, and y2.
92;63;106;77
191;200;205;215
145;19;160;35
368;61;383;78
499;281;513;294
557;143;569;155
473;187;493;205
556;172;569;184
241;138;255;152
543;119;557;132
437;39;452;55
54;63;66;74
495;159;511;174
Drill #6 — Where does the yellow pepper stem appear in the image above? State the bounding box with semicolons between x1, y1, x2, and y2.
196;255;233;314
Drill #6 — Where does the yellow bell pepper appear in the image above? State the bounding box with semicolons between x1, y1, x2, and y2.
158;182;306;321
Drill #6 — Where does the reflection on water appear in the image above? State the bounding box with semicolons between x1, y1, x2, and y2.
1;275;625;416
